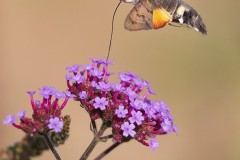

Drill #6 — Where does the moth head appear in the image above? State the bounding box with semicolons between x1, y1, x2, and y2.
174;4;207;35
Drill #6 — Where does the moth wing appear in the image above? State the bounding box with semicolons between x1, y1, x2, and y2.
124;0;154;31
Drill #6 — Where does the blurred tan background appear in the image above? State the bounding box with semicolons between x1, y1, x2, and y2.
0;0;240;160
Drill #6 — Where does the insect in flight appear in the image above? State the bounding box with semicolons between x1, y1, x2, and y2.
120;0;207;34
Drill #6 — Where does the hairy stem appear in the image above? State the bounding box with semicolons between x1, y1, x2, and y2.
80;123;108;160
90;119;97;135
42;133;61;160
94;142;121;160
99;134;113;142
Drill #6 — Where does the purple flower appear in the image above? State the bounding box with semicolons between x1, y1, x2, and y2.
65;91;76;98
147;108;157;119
142;80;150;87
159;102;170;118
71;75;85;84
39;86;56;99
152;102;161;112
90;69;103;78
91;81;98;88
119;73;131;82
48;117;64;133
18;110;26;119
66;64;82;73
55;91;66;99
100;58;113;65
126;72;138;79
115;105;128;118
114;84;125;92
79;91;87;100
161;118;174;133
3;115;16;126
65;74;73;81
97;82;111;91
147;86;155;95
131;99;143;110
149;138;159;151
85;64;92;70
129;110;144;125
121;121;136;137
93;97;108;110
35;100;41;107
133;78;143;86
125;87;137;98
173;126;178;134
27;90;36;95
90;57;101;64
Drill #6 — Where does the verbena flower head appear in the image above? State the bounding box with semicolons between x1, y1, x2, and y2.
48;117;64;133
3;86;71;135
67;58;177;151
149;138;160;151
3;115;16;126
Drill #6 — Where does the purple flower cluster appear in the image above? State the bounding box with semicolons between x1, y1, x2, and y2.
3;86;71;134
66;58;177;151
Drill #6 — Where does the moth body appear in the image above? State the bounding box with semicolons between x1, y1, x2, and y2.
121;0;207;34
172;1;207;34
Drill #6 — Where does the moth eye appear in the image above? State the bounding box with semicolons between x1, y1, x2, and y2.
182;11;195;24
183;11;191;19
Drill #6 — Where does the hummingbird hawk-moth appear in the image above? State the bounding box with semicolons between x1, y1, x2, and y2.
121;0;207;34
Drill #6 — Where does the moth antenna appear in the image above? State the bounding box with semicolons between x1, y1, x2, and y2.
106;1;122;61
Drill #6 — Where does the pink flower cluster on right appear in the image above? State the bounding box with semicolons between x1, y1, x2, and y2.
66;58;177;151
